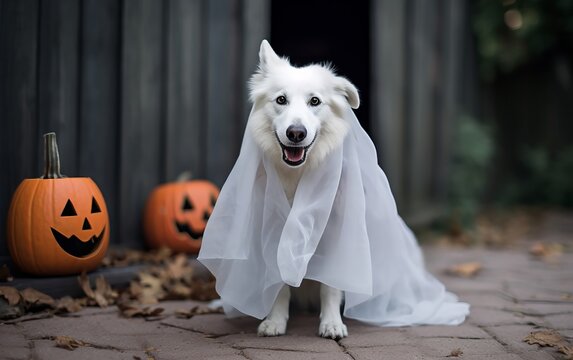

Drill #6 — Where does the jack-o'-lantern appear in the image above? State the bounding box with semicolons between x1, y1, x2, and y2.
7;133;110;275
143;173;219;254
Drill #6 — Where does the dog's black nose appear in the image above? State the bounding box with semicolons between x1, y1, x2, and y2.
286;125;307;143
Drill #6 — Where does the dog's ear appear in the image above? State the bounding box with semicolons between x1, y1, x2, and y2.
335;77;360;109
259;40;282;73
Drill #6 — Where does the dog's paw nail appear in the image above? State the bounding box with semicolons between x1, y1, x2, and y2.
258;319;286;337
319;321;348;339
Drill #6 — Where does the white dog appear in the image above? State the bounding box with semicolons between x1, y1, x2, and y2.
198;40;469;342
248;41;359;339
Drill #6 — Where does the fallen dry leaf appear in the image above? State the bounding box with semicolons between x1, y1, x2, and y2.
105;247;171;267
523;329;573;359
168;283;192;299
136;273;164;304
54;335;88;350
102;249;143;268
95;275;118;307
0;264;13;282
118;303;164;319
146;247;172;264
175;305;223;319
529;242;563;261
445;262;482;278
20;288;55;308
186;273;219;301
55;296;84;314
78;273;117;308
524;329;564;347
447;348;463;357
0;286;21;306
166;254;189;280
78;272;96;299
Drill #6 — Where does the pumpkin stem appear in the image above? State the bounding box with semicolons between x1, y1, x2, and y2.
41;132;66;179
176;171;193;182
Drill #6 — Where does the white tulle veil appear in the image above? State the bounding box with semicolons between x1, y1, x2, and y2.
198;99;469;326
199;40;469;326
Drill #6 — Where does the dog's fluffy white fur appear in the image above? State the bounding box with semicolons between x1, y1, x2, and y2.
248;40;359;339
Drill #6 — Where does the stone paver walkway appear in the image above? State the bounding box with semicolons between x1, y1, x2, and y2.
1;214;572;359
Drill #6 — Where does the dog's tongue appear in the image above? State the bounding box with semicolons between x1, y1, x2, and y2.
284;147;304;162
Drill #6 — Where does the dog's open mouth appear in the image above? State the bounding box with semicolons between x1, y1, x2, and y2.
283;147;305;164
276;133;316;167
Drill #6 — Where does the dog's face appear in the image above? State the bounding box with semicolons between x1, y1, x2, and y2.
248;41;360;169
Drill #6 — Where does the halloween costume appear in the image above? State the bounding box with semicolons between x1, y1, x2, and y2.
198;106;469;326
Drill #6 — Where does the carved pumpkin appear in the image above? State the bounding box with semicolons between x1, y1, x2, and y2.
143;175;219;254
7;133;110;276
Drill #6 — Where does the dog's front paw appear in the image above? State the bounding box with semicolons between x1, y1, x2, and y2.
319;321;348;339
258;319;287;337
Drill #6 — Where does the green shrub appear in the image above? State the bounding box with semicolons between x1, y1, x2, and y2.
449;115;494;227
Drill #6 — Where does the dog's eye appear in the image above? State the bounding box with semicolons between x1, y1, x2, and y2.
276;96;287;105
309;97;321;106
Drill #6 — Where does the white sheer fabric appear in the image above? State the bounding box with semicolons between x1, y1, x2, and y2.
198;106;469;326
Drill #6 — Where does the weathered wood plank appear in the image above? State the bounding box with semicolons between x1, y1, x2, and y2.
205;0;242;186
434;0;464;199
36;0;80;175
241;0;271;127
407;0;438;213
120;0;164;247
79;0;120;246
164;0;204;181
0;0;40;257
371;0;407;210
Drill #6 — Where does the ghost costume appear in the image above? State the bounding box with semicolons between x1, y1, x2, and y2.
198;106;469;326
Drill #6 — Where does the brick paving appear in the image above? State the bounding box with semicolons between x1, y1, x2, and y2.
1;213;572;359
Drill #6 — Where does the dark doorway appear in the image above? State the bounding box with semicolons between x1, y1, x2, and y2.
270;0;371;133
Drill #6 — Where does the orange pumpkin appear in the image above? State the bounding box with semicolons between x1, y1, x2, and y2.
7;133;110;276
143;174;219;254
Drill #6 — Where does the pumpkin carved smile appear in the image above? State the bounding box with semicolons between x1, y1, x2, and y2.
51;226;106;258
174;221;203;239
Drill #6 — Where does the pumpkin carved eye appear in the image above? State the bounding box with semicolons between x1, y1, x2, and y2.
61;200;77;217
210;194;217;207
203;211;210;222
182;196;194;211
91;197;101;213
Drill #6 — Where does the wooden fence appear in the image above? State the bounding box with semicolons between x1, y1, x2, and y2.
0;0;270;258
0;0;471;261
371;0;473;223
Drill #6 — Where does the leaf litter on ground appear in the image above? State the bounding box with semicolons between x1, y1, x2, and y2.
529;242;564;263
445;262;482;278
524;329;573;359
446;348;463;357
0;286;21;306
20;288;55;309
54;335;88;350
78;272;118;307
175;304;223;319
118;302;165;319
1;286;62;321
102;247;172;268
1;249;219;322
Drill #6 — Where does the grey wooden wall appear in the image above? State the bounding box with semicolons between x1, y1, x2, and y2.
0;0;270;258
371;0;471;224
0;0;472;261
